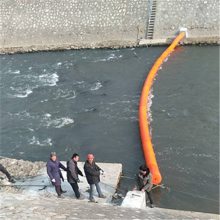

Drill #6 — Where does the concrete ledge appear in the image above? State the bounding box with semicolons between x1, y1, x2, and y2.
0;40;138;55
139;39;168;46
139;36;220;46
0;36;219;54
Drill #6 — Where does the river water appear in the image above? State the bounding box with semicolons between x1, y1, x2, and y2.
0;46;219;214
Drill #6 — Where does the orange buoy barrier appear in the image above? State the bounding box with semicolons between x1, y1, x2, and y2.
139;32;186;185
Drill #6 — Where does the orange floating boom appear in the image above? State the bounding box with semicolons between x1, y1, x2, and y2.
139;32;186;185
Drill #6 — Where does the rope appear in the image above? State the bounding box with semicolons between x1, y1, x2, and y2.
0;184;50;191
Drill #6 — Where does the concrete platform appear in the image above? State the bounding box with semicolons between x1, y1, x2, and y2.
139;37;219;46
139;39;168;46
5;161;122;204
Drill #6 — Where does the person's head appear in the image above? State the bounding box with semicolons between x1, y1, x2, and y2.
50;152;57;161
139;164;150;175
87;154;94;164
72;153;79;162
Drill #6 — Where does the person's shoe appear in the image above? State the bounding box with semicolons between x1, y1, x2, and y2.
8;178;16;183
61;190;67;194
149;204;154;208
89;198;97;203
77;196;84;200
99;194;106;199
58;195;64;199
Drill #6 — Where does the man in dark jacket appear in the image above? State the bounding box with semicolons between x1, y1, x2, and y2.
84;154;106;202
137;164;154;208
67;153;84;199
0;163;15;183
46;152;67;198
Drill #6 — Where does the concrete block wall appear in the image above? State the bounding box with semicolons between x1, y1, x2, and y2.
0;0;149;50
153;0;219;39
0;0;219;52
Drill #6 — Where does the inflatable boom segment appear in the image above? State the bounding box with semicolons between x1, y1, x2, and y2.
139;32;186;185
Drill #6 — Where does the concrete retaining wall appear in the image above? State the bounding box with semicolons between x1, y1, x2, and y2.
0;0;219;53
0;0;148;52
153;0;219;39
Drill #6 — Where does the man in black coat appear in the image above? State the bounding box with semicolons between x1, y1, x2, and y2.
67;153;84;199
0;163;15;183
84;154;106;202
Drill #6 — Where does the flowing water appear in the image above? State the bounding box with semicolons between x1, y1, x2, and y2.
0;46;219;213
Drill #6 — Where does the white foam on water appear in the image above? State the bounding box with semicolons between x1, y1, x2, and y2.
191;153;213;158
15;89;33;98
44;113;52;118
92;53;123;62
93;58;108;62
42;114;74;128
51;118;74;128
39;73;59;87
8;110;32;118
29;136;52;146
8;72;59;99
164;57;169;62
10;87;33;98
40;99;48;103
73;81;85;85
106;53;117;61
147;89;154;123
11;70;20;74
57;62;62;66
53;88;76;100
163;54;171;63
90;81;103;91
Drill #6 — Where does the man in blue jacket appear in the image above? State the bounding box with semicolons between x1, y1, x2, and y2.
67;153;84;199
46;152;67;198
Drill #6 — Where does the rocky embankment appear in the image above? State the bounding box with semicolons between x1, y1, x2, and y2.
0;157;44;192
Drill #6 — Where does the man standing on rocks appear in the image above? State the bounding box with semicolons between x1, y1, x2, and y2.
46;152;67;198
0;163;15;183
67;153;84;199
84;154;106;202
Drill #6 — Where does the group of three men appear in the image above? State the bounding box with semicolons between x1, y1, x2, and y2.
46;152;106;202
46;152;154;207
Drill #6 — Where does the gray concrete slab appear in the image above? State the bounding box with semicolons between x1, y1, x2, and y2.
1;162;122;204
0;191;219;220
